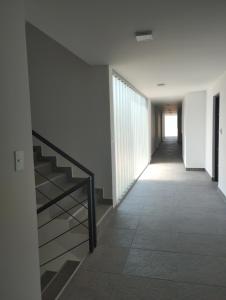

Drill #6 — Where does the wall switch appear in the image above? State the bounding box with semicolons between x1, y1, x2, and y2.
15;151;24;171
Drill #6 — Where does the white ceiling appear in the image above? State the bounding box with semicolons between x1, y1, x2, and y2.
25;0;226;101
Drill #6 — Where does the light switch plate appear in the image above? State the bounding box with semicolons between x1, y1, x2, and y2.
15;150;24;171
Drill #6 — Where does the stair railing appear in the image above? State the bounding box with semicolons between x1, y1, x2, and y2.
32;130;96;267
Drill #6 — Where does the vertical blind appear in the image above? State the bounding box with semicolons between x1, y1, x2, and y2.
112;74;149;203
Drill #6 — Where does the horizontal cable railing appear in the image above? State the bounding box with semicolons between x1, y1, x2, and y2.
37;178;88;214
38;198;87;230
32;130;96;268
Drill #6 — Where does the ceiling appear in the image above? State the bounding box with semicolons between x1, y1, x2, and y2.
160;104;179;114
25;0;226;101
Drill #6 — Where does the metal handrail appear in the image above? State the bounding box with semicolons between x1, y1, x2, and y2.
32;130;94;176
33;130;97;262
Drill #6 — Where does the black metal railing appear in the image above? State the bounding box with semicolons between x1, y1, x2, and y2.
32;130;96;267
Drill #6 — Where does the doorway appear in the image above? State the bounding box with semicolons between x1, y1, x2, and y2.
164;113;178;139
212;94;220;182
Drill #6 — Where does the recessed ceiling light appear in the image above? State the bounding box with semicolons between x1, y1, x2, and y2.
157;83;166;87
135;30;153;42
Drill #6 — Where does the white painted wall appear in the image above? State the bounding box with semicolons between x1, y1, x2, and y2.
26;23;112;199
151;104;162;155
111;73;150;204
183;91;206;169
151;104;156;155
205;72;226;196
0;2;41;300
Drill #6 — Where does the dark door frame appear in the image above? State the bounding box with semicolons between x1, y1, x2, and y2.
160;111;163;141
212;94;220;182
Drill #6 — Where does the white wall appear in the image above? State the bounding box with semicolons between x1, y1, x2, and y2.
183;91;206;169
26;23;112;199
151;104;161;155
151;104;157;155
206;72;226;196
111;73;150;204
0;2;41;300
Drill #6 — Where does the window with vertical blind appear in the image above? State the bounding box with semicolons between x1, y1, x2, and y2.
112;74;150;203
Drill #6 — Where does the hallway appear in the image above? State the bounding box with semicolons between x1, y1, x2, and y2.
60;140;226;299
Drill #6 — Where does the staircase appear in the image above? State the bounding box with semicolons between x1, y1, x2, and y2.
33;131;112;299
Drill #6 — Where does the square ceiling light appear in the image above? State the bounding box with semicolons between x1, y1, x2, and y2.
135;31;153;42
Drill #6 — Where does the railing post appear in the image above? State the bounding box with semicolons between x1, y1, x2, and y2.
91;175;97;248
87;178;94;252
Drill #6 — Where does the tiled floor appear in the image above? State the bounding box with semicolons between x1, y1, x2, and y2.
59;138;226;299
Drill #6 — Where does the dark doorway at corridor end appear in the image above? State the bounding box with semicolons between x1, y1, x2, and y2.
151;102;182;163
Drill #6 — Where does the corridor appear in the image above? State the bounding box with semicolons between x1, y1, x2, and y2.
60;139;226;299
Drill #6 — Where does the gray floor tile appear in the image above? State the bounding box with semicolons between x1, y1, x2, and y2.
123;248;177;280
176;232;226;257
58;270;115;300
175;215;226;235
110;275;177;300
59;271;178;300
117;202;144;215
137;215;175;233
106;213;140;230
99;228;136;248
132;231;178;252
174;253;226;286
124;248;226;287
176;282;226;300
82;246;129;274
59;139;226;299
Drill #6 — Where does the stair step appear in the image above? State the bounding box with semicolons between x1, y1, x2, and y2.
33;145;41;153
33;146;42;161
35;160;54;175
41;271;56;291
35;172;66;188
69;203;112;234
42;260;80;300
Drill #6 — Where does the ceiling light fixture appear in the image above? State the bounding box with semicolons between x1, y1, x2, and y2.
135;30;153;42
157;83;166;87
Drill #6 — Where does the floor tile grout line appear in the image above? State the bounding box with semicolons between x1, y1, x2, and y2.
129;245;226;259
77;268;226;290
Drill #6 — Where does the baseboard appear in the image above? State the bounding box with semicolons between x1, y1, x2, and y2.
186;168;205;171
217;187;226;208
205;170;212;180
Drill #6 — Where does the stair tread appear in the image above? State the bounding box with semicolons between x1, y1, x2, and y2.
33;145;41;152
42;260;80;300
34;160;52;168
41;271;57;291
69;202;112;234
35;171;66;188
